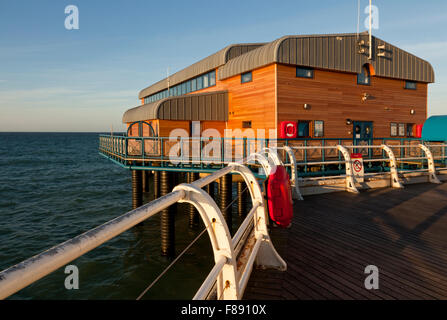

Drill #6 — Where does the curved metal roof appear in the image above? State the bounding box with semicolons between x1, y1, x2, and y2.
123;91;228;123
422;116;447;141
138;43;265;99
218;33;434;83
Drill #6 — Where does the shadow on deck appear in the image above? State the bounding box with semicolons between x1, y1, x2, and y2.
244;182;447;300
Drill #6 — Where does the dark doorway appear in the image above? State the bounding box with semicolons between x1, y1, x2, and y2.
353;121;373;156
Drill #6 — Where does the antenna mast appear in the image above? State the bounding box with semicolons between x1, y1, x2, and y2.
167;67;170;94
357;0;360;39
369;0;372;59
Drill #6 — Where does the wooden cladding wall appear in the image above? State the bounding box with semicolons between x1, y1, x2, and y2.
276;64;427;138
192;64;277;138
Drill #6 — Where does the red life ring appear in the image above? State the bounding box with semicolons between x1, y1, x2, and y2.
266;165;293;228
280;121;297;139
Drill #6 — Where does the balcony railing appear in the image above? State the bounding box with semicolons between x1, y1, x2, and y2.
98;135;447;175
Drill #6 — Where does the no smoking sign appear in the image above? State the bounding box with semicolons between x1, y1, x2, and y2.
351;153;364;183
353;159;363;172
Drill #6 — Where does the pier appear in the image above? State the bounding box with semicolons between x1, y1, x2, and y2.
1;139;446;299
245;182;447;299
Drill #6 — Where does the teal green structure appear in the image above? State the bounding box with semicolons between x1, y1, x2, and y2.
422;116;447;142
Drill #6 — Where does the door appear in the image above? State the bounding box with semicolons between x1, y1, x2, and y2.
353;121;373;155
353;121;373;142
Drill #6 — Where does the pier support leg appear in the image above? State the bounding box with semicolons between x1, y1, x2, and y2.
219;174;233;234
207;181;215;199
237;181;246;217
142;171;149;193
132;170;142;209
153;170;160;200
187;172;200;227
160;171;175;256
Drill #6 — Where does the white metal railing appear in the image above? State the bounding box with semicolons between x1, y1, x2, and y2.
1;143;444;300
0;150;287;300
281;143;445;194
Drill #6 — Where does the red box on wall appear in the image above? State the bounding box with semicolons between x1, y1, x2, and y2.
415;124;423;138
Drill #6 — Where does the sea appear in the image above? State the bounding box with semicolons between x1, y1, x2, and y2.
0;132;243;300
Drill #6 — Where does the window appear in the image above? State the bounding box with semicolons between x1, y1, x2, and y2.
314;120;324;137
209;70;216;86
406;123;415;137
357;65;371;85
296;67;314;78
197;76;203;90
143;70;217;102
298;121;311;137
398;123;405;137
241;71;252;83
390;123;397;136
242;121;252;128
405;81;417;90
186;80;191;93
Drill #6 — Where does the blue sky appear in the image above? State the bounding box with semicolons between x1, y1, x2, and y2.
0;0;446;132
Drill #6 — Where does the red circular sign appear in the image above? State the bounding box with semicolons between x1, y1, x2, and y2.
353;160;363;173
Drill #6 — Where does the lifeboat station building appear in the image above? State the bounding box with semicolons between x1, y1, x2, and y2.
123;32;434;143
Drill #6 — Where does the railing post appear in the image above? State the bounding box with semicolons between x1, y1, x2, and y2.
173;184;239;300
336;145;359;193
381;145;404;188
419;144;441;184
282;146;303;201
229;162;287;294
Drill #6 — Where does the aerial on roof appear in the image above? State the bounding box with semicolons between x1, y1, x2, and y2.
138;32;434;100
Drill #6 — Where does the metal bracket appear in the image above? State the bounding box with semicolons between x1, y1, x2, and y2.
381;145;404;188
282;146;304;201
337;145;359;193
230;163;286;269
419;144;442;184
173;184;239;300
245;152;276;176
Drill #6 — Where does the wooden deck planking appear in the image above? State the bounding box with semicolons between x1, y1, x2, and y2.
244;182;447;300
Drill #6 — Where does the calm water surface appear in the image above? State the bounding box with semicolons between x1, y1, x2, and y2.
0;132;236;300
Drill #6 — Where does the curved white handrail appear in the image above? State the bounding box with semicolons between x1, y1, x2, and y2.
336;145;359;193
419;144;441;184
0;152;287;301
274;146;303;201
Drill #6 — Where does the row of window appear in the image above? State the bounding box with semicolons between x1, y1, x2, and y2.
391;123;415;137
301;122;415;138
300;121;415;138
297;120;324;138
240;67;315;84
357;65;417;89
145;64;417;104
144;70;216;104
294;65;417;90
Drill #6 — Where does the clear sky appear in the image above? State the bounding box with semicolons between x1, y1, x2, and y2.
0;0;446;132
